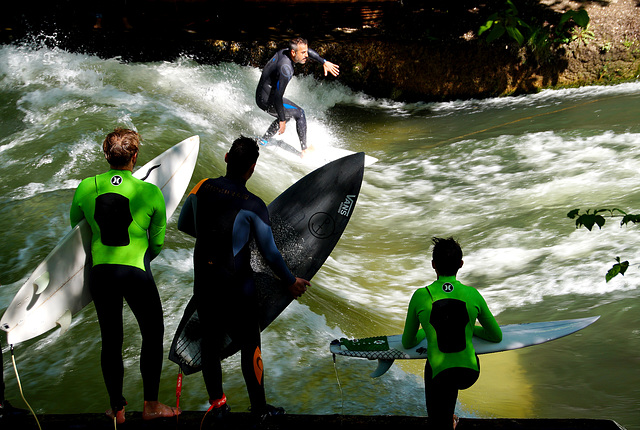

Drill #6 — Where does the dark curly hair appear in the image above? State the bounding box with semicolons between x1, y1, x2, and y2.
226;136;259;178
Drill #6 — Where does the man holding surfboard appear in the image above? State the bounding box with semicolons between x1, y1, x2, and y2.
70;128;179;424
256;37;339;157
177;136;310;420
402;237;502;429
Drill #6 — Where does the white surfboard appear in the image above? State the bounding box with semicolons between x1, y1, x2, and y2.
330;316;600;377
259;137;378;167
0;135;200;345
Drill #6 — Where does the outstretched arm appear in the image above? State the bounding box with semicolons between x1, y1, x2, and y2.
322;61;340;77
308;48;340;77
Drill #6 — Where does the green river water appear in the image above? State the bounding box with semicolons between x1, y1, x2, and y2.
0;41;638;429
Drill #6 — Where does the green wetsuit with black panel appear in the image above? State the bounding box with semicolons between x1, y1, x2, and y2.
402;275;502;429
70;168;166;412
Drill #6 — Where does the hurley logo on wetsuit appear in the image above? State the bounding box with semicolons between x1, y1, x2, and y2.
111;175;123;186
442;283;454;293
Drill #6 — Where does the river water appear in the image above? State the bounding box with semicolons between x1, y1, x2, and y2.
0;39;639;429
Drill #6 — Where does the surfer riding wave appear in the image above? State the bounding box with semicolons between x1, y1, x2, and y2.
255;37;339;157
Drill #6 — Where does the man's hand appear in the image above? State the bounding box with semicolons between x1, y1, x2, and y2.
288;277;310;299
323;61;340;77
278;121;286;135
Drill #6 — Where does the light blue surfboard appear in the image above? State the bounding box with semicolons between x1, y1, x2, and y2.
330;316;600;377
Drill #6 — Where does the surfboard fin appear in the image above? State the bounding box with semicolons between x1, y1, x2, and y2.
34;271;50;295
371;359;395;378
56;309;72;336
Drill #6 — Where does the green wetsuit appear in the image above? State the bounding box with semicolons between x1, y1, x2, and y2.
70;169;166;270
402;275;501;376
402;275;502;429
70;168;167;412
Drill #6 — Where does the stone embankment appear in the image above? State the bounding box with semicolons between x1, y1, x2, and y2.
2;0;639;102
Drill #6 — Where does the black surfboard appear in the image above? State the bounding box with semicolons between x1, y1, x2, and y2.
169;152;365;374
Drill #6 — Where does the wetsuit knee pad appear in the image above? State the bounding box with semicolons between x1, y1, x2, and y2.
253;346;264;385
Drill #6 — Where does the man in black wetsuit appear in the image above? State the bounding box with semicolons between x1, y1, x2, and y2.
255;37;339;157
178;136;310;419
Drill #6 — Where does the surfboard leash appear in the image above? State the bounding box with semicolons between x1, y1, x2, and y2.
9;345;42;430
331;353;345;415
176;369;183;424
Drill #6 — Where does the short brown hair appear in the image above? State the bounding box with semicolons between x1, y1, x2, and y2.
103;128;140;167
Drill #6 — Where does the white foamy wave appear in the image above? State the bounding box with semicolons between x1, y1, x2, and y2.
465;224;640;313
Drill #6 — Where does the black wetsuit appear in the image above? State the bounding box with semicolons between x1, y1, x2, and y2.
178;176;295;409
255;48;326;151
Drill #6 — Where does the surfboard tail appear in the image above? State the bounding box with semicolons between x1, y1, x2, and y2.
371;359;395;378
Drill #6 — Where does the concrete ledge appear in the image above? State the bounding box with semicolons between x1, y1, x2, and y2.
0;412;627;430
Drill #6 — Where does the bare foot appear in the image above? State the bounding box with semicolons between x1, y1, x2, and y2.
453;414;460;429
301;145;315;158
122;17;133;30
142;401;180;420
105;407;125;424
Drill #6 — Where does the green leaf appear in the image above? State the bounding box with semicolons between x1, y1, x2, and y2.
574;9;590;28
621;214;640;226
506;27;525;45
558;11;573;26
567;209;580;219
575;213;606;230
487;25;506;43
478;21;494;35
606;257;629;282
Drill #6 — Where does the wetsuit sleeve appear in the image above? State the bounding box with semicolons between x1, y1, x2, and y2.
307;48;326;64
70;192;84;228
473;293;502;342
241;209;296;286
147;185;166;260
178;179;206;238
402;289;427;349
70;178;93;227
